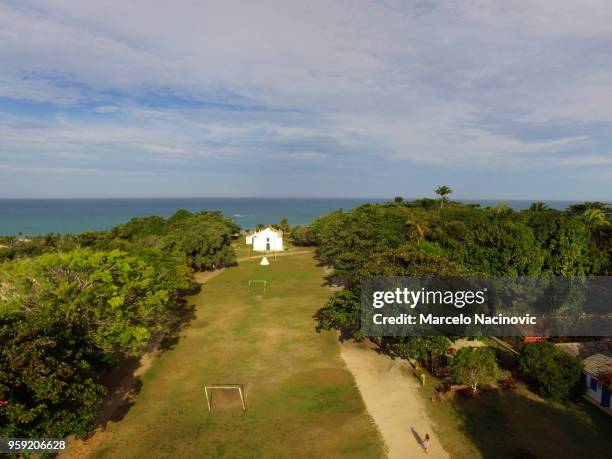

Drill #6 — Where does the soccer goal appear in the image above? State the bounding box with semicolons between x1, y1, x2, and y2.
248;280;267;292
204;384;246;411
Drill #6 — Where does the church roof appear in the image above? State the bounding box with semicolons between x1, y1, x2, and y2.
252;226;283;237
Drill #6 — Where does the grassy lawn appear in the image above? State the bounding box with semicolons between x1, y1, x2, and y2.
232;240;252;259
420;344;612;459
89;251;385;459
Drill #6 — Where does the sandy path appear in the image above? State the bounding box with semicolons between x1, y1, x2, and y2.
340;339;449;459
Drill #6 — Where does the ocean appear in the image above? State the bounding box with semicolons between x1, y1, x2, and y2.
0;198;585;236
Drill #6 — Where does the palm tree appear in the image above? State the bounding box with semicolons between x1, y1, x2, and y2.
405;209;430;243
434;185;453;208
583;209;610;230
489;203;512;217
405;216;429;243
529;201;549;212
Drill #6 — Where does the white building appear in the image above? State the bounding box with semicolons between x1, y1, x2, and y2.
557;341;612;414
582;354;612;413
246;227;284;252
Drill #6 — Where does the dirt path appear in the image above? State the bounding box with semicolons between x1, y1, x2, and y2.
236;249;313;262
340;339;449;459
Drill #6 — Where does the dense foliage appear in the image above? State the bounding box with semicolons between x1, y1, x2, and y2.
0;311;106;438
0;210;239;270
519;341;584;401
312;198;610;336
0;209;238;438
310;196;609;394
159;212;237;270
391;336;451;370
1;249;190;353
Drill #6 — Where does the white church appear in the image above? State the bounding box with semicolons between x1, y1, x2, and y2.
246;226;284;252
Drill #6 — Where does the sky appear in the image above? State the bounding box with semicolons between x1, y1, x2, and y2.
1;0;612;200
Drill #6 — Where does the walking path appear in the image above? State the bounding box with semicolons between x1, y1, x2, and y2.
340;339;449;458
236;249;313;262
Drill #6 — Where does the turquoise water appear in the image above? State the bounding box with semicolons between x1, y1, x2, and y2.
0;198;384;236
0;198;582;236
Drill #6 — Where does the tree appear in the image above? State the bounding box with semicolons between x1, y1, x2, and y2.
3;249;177;354
165;209;194;227
434;185;453;208
113;215;166;240
525;212;601;275
362;242;467;279
0;246;193;438
450;347;500;394
567;201;611;218
0;311;107;438
290;226;317;246
582;208;610;230
161;212;237;271
393;336;450;370
315;290;362;337
0;206;239;439
519;341;584;402
404;211;429;243
529;201;549;212
489;203;512;217
278;218;291;233
438;211;544;276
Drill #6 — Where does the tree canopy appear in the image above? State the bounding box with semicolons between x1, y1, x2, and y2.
450;347;500;394
311;198;609;339
0;209;238;438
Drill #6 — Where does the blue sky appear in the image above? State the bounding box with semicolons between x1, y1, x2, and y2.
1;0;611;200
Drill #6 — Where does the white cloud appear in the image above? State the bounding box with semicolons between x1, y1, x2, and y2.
1;0;612;197
558;155;612;167
92;105;119;113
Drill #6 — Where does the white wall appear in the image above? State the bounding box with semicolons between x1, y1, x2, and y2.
587;374;602;403
251;228;283;252
585;374;612;414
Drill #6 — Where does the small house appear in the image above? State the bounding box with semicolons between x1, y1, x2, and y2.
557;341;612;414
246;227;283;252
581;353;612;412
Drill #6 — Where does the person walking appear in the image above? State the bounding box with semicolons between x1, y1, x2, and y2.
422;433;430;454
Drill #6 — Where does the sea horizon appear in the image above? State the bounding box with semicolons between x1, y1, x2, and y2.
0;197;607;236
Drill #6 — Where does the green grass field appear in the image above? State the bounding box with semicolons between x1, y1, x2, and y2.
88;251;385;459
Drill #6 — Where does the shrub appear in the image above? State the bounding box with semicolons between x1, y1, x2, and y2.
519;342;584;402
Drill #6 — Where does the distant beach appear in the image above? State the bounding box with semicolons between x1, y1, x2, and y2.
0;197;587;236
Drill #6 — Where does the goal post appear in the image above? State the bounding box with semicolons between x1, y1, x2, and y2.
248;280;267;292
204;384;246;411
